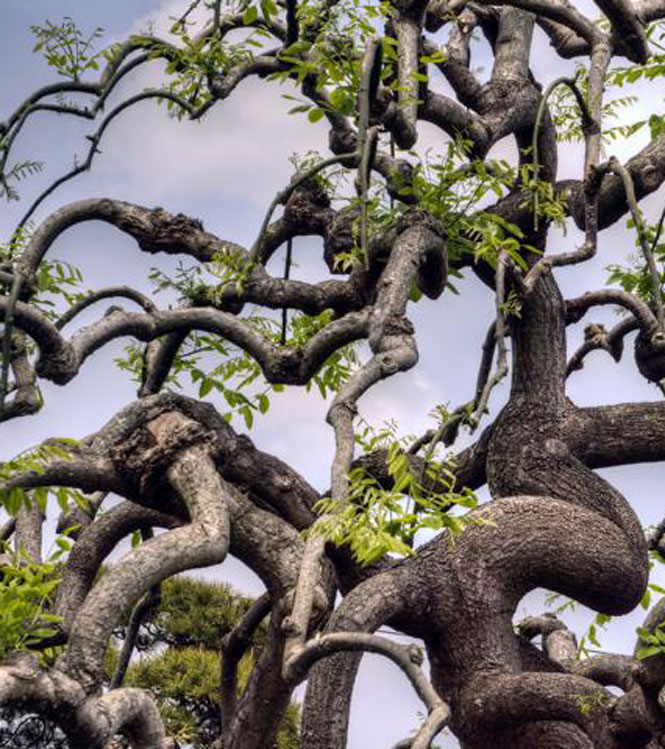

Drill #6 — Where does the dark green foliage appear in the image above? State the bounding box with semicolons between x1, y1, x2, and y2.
119;576;299;748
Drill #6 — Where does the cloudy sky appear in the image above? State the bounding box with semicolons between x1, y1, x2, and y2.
1;1;665;746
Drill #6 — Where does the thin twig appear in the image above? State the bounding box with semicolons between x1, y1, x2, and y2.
280;238;293;345
14;90;215;237
607;156;664;330
532;76;593;231
249;152;356;266
472;253;509;426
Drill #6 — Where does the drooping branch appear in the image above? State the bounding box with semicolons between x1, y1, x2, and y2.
0;296;369;388
287;633;450;748
16;199;242;275
607;156;665;329
55;286;158;330
15;90;216;231
565;289;660;336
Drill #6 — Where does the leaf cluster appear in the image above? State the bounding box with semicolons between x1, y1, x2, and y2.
606;216;665;307
0;160;44;203
30;17;104;81
0;545;62;660
0;440;87;519
311;420;478;565
120;575;300;748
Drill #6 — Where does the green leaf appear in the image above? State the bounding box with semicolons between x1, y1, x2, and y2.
257;393;270;414
649;113;665;140
307;108;324;123
199;378;214;398
34;487;49;514
637;645;664;660
243;5;259;24
240;405;254;430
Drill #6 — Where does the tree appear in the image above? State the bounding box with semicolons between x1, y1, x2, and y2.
2;0;665;746
120;575;301;748
0;575;300;749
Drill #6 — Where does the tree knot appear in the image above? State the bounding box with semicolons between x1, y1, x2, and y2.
407;643;424;665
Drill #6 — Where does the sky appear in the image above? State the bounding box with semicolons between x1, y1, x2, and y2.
1;1;665;747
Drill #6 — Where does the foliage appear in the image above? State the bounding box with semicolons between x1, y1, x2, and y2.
636;621;665;661
31;17;104;81
127;646;229;745
310;418;478;565
0;161;44;203
548;65;651;146
119;575;300;748
0;544;62;660
607;215;665;307
0;440;88;518
144;575;264;650
574;691;610;718
0;228;85;321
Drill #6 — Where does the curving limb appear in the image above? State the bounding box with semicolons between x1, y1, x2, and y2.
566;288;660;336
0;294;370;388
607;156;665;329
284;211;447;667
288;633;450;748
0;331;40;423
301;568;421;748
390;0;428;149
64;412;232;692
566;318;639;376
55;287;158;331
0;652;174;749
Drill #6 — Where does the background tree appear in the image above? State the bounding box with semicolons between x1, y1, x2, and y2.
0;574;300;748
2;0;665;747
119;576;300;749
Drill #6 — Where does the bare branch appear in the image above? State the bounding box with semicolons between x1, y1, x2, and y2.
285;632;450;747
220;593;272;740
565;288;659;335
607;156;665;329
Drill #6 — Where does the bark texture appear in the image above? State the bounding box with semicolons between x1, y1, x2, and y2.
3;0;665;747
